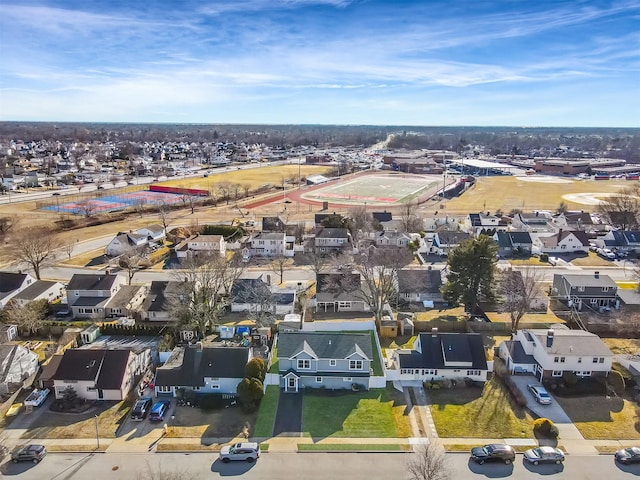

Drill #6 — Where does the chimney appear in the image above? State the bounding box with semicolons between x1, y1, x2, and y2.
594;271;599;279
431;327;438;337
546;329;555;348
558;229;562;237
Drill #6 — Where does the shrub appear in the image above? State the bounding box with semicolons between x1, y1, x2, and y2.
245;357;267;382
608;369;626;396
540;253;549;262
533;418;559;438
198;394;225;411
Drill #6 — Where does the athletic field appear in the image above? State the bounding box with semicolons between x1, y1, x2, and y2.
301;173;442;206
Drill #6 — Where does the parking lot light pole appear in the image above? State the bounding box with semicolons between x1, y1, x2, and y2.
95;414;99;449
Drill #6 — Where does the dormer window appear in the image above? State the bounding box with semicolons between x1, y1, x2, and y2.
297;359;310;369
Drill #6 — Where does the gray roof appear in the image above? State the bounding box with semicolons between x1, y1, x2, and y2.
67;274;118;292
12;280;59;301
0;272;29;300
501;340;536;364
315;227;349;239
52;349;131;389
252;232;285;240
72;297;110;307
277;332;373;360
141;281;188;312
155;346;249;387
527;329;613;356
397;269;442;294
316;273;362;303
107;285;143;309
398;333;488;370
555;273;617;288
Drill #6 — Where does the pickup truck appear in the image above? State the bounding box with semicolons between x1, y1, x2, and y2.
24;389;50;407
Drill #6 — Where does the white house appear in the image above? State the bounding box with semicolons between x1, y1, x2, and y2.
498;327;613;380
313;228;350;254
0;271;36;309
375;231;413;248
249;232;294;257
536;230;590;254
11;280;65;307
0;344;39;394
175;234;226;258
105;232;148;257
66;273;125;319
136;224;166;241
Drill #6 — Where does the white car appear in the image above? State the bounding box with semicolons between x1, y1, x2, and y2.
219;442;260;463
599;248;616;260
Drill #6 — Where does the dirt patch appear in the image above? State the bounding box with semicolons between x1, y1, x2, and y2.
165;404;258;439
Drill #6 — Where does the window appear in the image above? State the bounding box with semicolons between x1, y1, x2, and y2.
343;377;352;382
467;370;481;376
578;357;582;363
592;357;599;363
157;385;171;393
602;287;609;292
577;286;585;292
315;377;322;383
560;357;565;363
554;356;559;363
297;359;310;369
599;358;605;364
329;360;336;367
349;360;363;370
211;385;220;389
192;386;201;391
338;301;351;309
552;370;563;377
575;371;592;377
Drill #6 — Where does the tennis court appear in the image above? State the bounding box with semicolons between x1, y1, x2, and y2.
300;173;442;205
44;190;190;215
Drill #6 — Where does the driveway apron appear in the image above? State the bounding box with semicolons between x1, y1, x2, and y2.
273;392;303;437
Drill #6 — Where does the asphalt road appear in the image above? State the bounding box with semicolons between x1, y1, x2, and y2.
1;451;636;480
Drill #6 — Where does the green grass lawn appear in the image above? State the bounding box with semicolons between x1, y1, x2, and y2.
268;345;278;373
428;378;534;438
369;331;384;376
554;395;640;440
253;386;280;437
302;387;411;438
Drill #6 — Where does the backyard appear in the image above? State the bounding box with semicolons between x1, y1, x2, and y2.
302;387;411;438
428;377;535;438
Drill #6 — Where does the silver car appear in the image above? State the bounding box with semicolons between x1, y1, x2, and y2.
527;384;552;405
524;446;565;465
219;442;260;463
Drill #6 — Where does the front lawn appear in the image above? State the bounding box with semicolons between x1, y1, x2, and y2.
302;387;410;438
254;385;280;437
429;378;534;438
554;395;640;440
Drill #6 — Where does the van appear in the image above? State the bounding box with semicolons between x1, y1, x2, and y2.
148;401;170;422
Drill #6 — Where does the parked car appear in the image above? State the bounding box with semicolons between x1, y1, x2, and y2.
598;248;616;260
615;446;640;464
11;444;47;464
527;384;552;405
131;397;152;421
524;446;565;465
148;400;170;422
470;444;516;464
219;442;260;463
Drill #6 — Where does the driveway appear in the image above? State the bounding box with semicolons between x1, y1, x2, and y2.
273;393;302;437
509;374;585;441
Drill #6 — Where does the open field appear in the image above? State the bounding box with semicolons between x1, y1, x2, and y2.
302;387;411;438
445;176;630;213
555;395;640;440
429;378;535;438
603;338;640;354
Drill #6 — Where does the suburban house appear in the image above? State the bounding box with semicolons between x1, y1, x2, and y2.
249;232;294;257
537;230;589;254
51;348;141;401
552;211;594;231
375;231;412;248
511;212;555;234
261;216;287;232
10;280;64;307
67;273;125;319
0;271;35;309
175;234;226;259
314;272;369;313
600;230;640;255
371;211;392;223
393;331;489;384
105;285;146;318
312;227;351;254
136;224;166;241
314;213;344;228
431;230;472;256
551;272;619;311
396;268;442;305
230;276;296;316
140;281;189;322
498;327;613;380
105;231;148;257
0;344;39;394
494;231;533;257
277;331;373;392
154;345;250;397
464;212;506;236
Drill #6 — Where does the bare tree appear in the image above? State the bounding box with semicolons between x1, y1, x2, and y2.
347;205;376;249
63;238;77;260
498;266;544;332
217;181;233;205
232;277;277;327
5;299;49;335
269;253;290;284
407;441;450;480
13;226;56;279
119;247;149;285
399;202;424;233
306;248;332;277
156;201;173;235
77;199;96;218
242;184;251;198
351;246;413;329
595;184;640;230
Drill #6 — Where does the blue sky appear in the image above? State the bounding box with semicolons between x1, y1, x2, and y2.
0;0;638;126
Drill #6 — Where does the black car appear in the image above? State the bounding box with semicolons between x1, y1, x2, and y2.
11;444;47;464
615;446;640;464
470;444;516;464
131;397;152;421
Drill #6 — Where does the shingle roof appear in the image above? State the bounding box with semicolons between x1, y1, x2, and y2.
108;285;143;309
154;346;249;387
397;269;442;294
372;212;392;222
527;329;613;357
277;332;373;360
141;281;188;312
52;349;131;389
501;340;536;364
316;227;349;239
12;280;58;301
67;274;118;292
0;272;28;295
315;273;362;302
555;273;617;288
397;333;488;370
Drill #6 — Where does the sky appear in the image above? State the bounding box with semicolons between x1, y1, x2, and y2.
0;0;638;126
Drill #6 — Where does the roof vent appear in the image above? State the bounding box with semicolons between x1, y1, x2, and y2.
431;327;438;337
594;271;599;279
328;340;332;345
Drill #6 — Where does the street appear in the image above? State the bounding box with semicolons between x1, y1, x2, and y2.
1;451;637;480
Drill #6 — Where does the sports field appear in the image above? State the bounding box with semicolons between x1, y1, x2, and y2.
301;173;441;206
44;190;187;214
445;175;633;213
